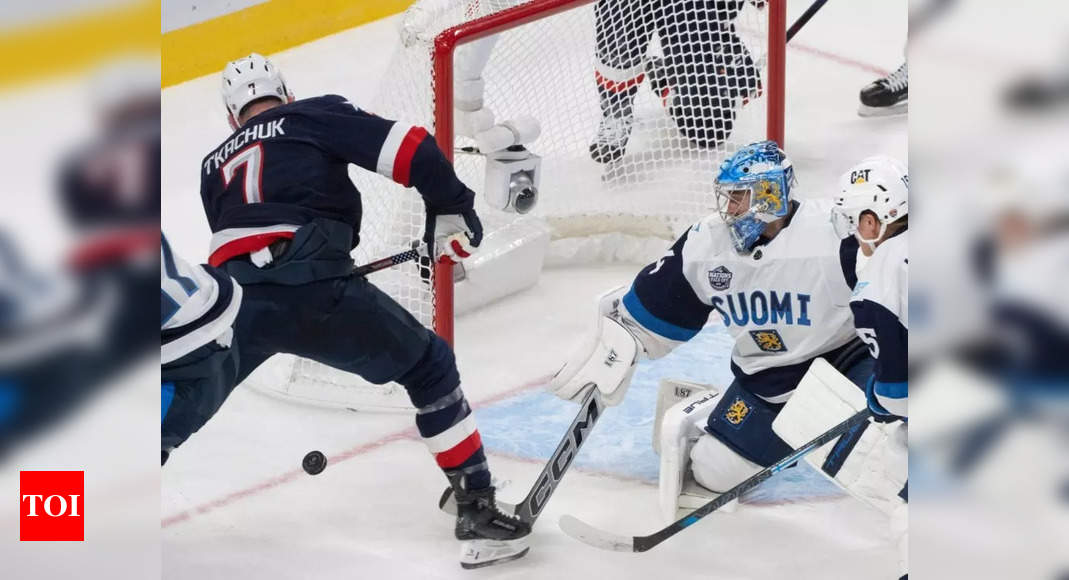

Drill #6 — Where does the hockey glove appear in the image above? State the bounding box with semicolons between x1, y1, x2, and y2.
548;286;640;407
865;375;905;423
424;198;483;264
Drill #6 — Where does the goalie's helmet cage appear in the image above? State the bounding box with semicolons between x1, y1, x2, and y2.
247;0;786;411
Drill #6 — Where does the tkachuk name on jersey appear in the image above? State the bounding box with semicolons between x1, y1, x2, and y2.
203;118;286;175
710;290;813;327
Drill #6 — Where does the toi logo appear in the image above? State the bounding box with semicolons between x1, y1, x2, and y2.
20;471;84;541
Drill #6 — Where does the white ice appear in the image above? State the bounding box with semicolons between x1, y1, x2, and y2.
161;1;906;578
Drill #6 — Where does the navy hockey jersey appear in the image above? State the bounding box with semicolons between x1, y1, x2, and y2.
199;95;472;267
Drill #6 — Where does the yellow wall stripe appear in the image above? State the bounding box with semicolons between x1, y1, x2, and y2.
0;1;160;88
163;0;412;88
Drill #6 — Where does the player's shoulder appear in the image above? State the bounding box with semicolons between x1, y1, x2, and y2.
793;197;836;224
867;229;908;273
288;94;360;114
681;214;735;258
775;199;840;255
853;229;908;305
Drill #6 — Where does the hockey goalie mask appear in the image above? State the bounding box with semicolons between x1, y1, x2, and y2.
715;140;795;253
831;155;909;251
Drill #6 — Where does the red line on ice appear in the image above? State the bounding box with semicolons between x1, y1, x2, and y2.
789;42;891;77
162;375;553;528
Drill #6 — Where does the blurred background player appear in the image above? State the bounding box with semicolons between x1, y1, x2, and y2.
550;141;873;513
199;53;528;568
0;58;159;458
60;57;160;370
589;0;763;162
161;234;242;466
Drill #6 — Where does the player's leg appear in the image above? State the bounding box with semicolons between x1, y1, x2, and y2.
590;0;656;163
161;333;241;464
656;1;760;148
689;380;794;493
286;275;530;567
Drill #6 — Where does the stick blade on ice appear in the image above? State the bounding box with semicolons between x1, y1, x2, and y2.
558;515;635;552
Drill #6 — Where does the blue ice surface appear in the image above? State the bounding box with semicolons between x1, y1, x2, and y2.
475;324;844;503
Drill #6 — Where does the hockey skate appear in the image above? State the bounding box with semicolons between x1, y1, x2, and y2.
453;484;531;569
589;113;634;164
859;61;907;117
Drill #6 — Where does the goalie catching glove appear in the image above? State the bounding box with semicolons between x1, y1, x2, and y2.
424;193;484;264
548;286;648;407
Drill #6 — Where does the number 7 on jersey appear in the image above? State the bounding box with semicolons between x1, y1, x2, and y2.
222;143;265;204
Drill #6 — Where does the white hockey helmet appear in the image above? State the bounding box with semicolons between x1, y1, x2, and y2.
831;155;908;249
221;53;291;126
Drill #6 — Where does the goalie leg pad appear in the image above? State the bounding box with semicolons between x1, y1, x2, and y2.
655;382;721;521
772;358;907;516
689;431;763;495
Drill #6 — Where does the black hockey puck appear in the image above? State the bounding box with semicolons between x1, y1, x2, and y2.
302;450;327;475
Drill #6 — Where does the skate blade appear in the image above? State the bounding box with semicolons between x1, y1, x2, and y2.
858;100;908;117
459;539;530;569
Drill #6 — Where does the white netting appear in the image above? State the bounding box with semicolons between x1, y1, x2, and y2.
250;0;774;410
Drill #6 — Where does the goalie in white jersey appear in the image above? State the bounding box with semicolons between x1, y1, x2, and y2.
550;141;874;510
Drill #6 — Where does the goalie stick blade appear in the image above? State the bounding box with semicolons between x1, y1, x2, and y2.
558;515;635;552
438;487;518;517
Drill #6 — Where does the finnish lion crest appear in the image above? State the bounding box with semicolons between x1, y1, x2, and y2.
749;329;787;352
725;398;750;426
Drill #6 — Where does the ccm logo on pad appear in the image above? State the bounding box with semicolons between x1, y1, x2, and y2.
20;471;84;541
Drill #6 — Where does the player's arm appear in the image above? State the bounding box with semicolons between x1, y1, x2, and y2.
549;228;713;406
853;299;908;420
315;97;481;261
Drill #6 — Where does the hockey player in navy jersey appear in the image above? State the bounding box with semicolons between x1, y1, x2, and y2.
197;53;528;568
549;141;875;517
161;234;242;466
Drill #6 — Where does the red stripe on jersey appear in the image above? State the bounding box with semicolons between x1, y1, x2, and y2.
68;226;158;271
392;126;429;187
208;231;295;267
434;430;482;469
595;70;645;94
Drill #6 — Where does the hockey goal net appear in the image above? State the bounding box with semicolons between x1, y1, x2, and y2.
244;0;785;410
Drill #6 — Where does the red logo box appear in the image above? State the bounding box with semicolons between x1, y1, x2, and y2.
20;471;84;541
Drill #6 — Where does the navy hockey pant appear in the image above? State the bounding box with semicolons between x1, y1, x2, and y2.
230;274;490;489
706;339;876;467
161;337;240;464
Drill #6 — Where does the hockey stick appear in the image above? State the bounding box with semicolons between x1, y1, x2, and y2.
439;386;606;523
352;242;424;277
559;408;871;552
786;0;829;43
